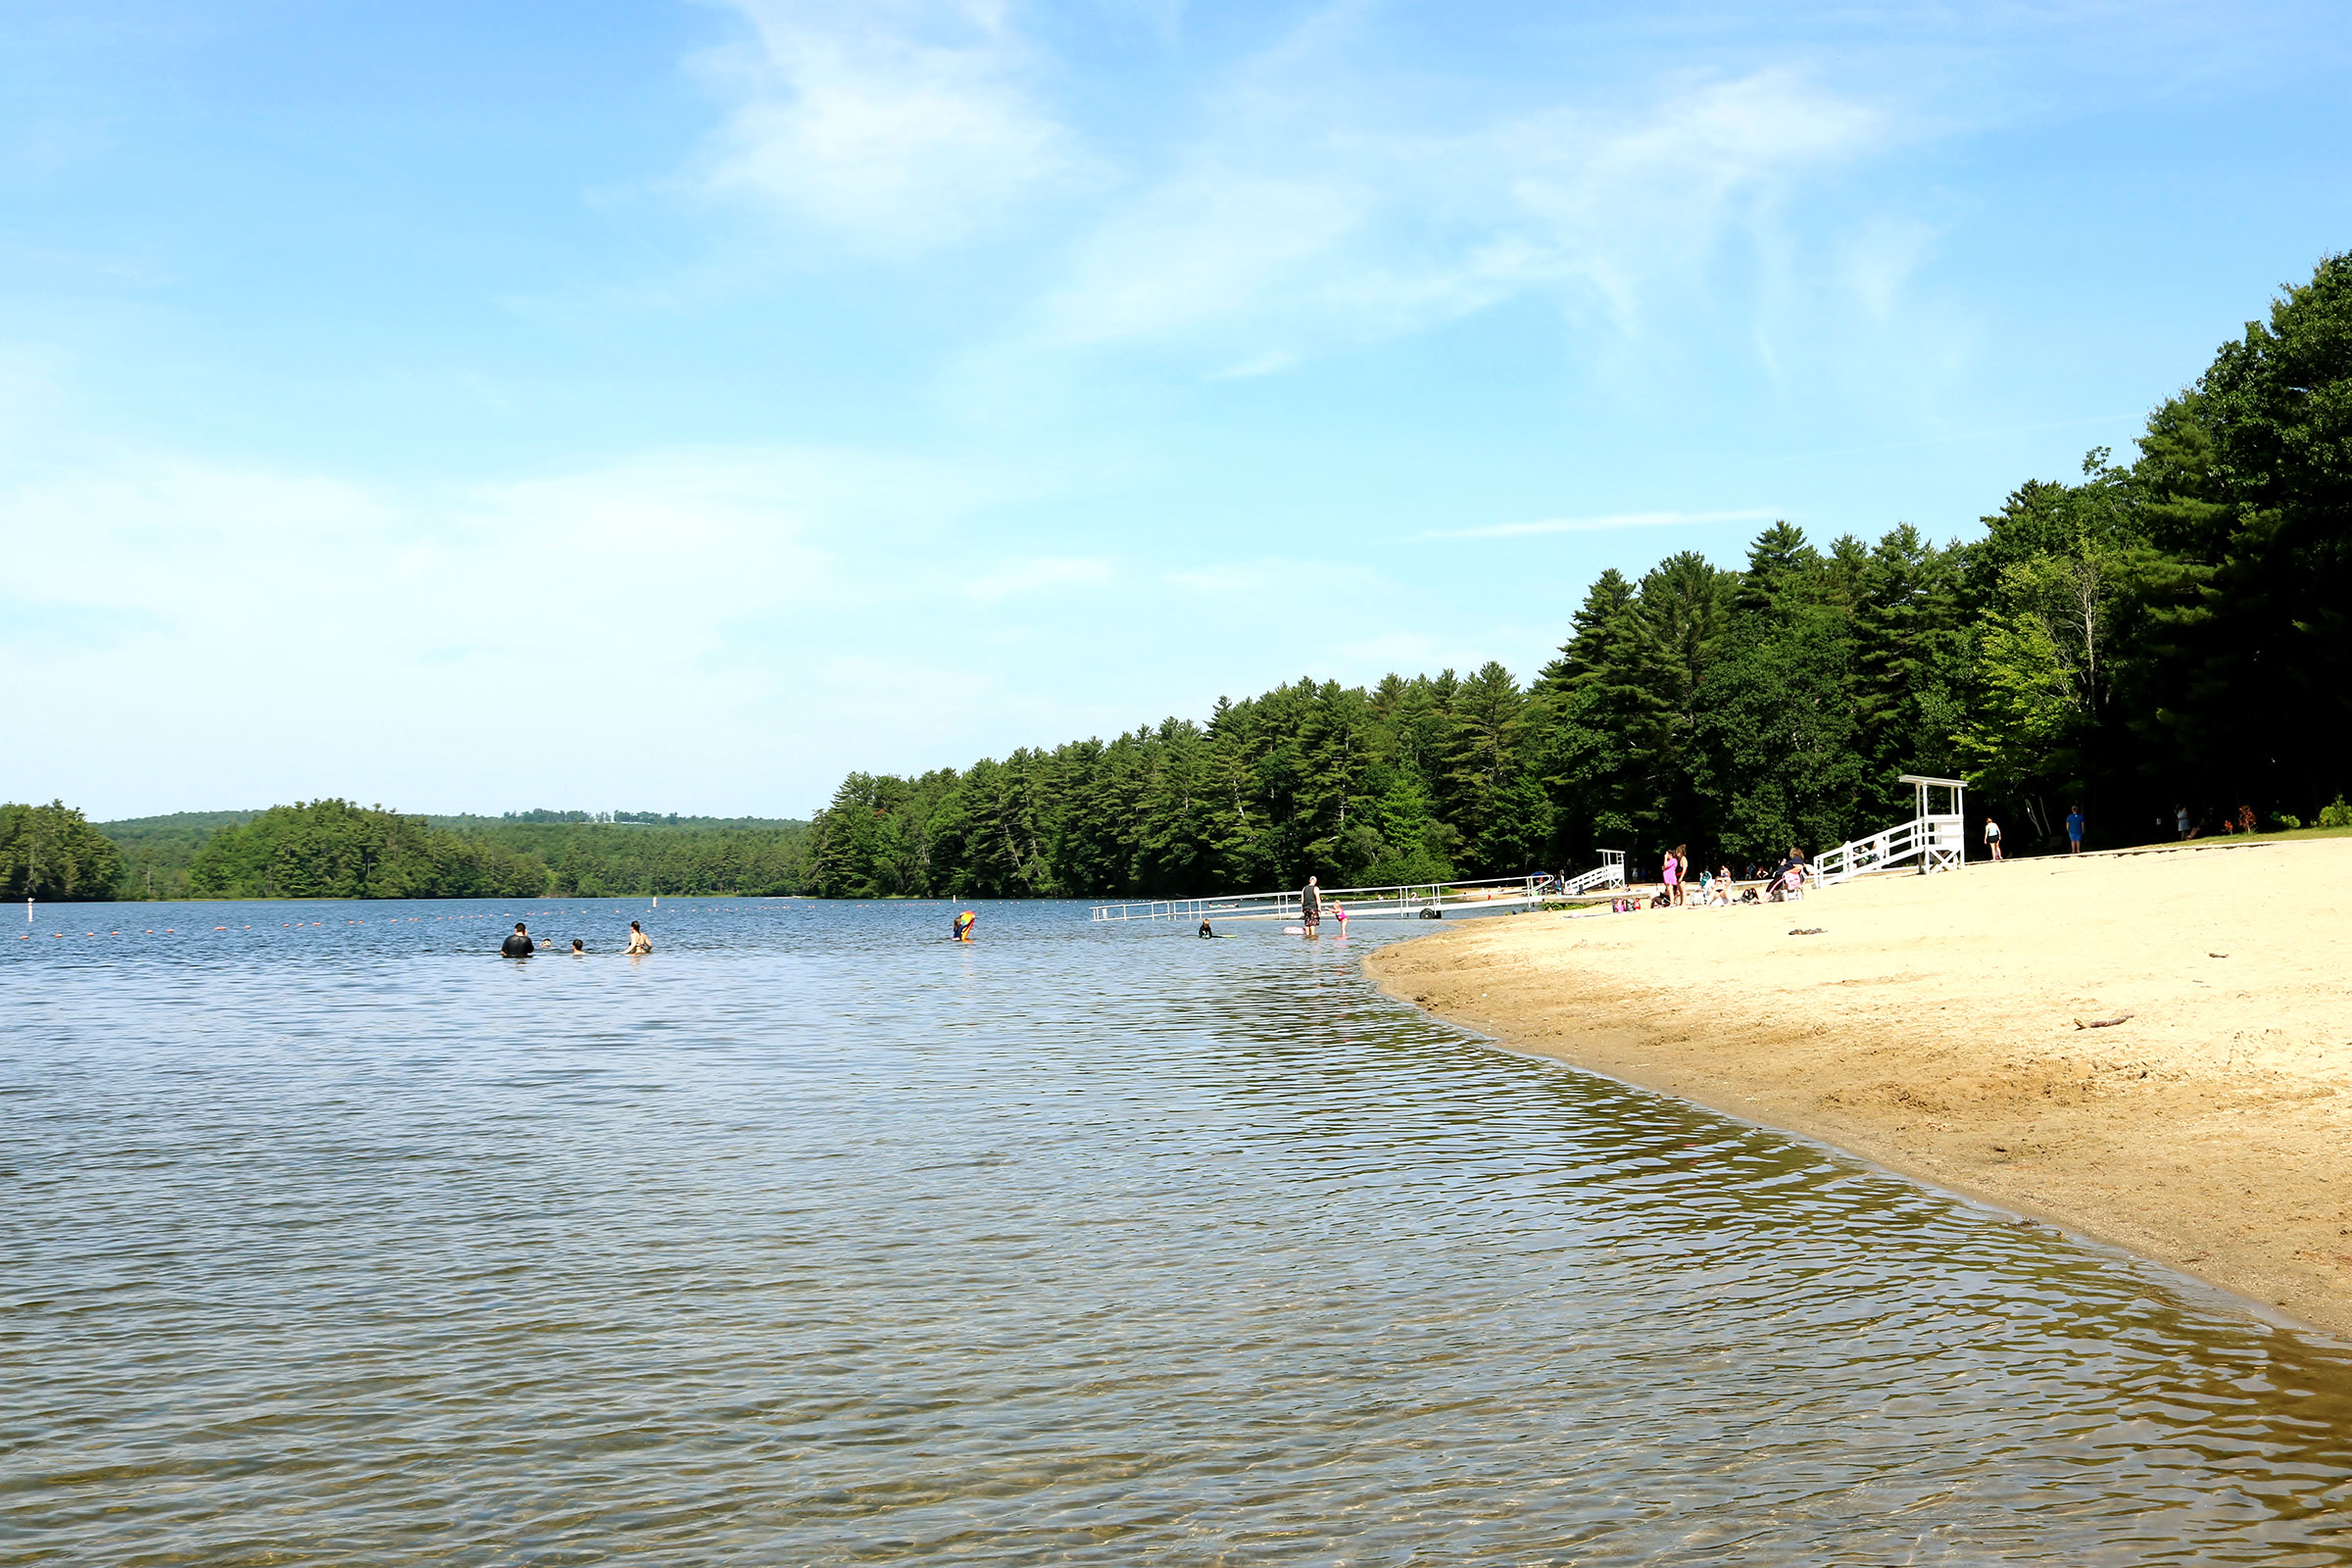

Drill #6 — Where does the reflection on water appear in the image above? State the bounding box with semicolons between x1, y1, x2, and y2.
5;898;2351;1565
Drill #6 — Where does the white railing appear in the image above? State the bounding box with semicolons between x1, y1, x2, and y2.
1814;813;1963;887
1090;873;1542;923
1090;854;1631;923
1558;850;1628;897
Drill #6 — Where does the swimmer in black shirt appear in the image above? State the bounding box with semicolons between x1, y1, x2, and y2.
501;922;534;957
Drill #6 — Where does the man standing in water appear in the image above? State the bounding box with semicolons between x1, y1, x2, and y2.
1300;875;1322;936
501;922;534;957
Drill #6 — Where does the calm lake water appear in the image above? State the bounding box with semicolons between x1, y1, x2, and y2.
7;897;2352;1565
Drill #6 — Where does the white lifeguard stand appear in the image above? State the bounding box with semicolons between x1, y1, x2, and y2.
1899;774;1967;873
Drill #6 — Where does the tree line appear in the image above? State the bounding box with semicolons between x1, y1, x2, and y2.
2;801;812;901
808;254;2352;899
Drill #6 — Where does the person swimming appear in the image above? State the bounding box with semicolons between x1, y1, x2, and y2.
569;939;585;956
953;910;976;943
1199;918;1214;938
625;920;652;955
501;922;534;958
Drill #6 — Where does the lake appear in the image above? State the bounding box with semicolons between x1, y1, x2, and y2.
7;897;2351;1564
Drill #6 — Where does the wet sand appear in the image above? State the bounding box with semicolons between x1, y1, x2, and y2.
1365;838;2352;1335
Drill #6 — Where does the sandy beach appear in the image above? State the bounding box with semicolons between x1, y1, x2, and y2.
1365;838;2352;1336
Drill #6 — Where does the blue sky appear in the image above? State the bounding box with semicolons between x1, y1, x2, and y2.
6;0;2348;820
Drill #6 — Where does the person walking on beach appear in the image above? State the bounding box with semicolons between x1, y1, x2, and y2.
1661;846;1683;906
2067;806;2085;855
1300;876;1322;936
1984;815;2003;862
501;922;534;957
625;920;652;955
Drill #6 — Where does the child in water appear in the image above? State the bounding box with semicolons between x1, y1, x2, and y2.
953;910;977;943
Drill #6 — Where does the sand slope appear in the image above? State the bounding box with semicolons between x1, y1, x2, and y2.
1365;839;2352;1335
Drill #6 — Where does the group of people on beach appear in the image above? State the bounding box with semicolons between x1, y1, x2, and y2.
500;919;654;957
1618;845;1809;912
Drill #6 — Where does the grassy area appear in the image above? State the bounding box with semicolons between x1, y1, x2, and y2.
2168;823;2352;847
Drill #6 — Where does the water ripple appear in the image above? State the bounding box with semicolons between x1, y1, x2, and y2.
5;897;2351;1564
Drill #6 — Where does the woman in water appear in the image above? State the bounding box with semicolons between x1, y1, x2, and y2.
625;920;653;955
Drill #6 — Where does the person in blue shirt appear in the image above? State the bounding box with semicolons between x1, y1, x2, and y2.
2067;807;2085;854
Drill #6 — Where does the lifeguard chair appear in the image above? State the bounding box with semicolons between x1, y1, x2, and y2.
1898;775;1967;873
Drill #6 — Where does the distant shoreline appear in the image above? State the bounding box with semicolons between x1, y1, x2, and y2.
1364;839;2352;1340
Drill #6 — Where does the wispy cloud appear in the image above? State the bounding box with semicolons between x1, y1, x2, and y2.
956;554;1117;605
693;0;1099;255
1008;60;1889;368
1416;509;1779;542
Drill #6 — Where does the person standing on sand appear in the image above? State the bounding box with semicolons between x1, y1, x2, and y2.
1300;876;1322;936
1661;847;1683;906
2067;806;2085;855
1984;816;2003;862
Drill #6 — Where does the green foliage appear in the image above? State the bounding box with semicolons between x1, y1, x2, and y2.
96;810;259;899
2321;798;2352;830
177;801;809;899
189;800;544;899
810;259;2352;892
0;802;125;901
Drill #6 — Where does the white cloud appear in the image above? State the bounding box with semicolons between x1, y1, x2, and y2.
1417;509;1779;541
694;0;1098;254
1039;174;1366;345
976;59;1892;381
956;554;1116;604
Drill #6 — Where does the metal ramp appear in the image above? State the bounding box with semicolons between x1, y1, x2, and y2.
1088;854;1628;924
1814;775;1968;887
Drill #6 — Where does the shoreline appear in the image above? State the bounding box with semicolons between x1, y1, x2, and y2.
1364;839;2352;1339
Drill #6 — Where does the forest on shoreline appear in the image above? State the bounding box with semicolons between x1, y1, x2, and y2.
11;258;2346;904
806;255;2352;899
0;802;810;902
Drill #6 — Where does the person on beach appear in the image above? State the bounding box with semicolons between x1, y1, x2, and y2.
625;920;653;955
1300;876;1322;936
1768;846;1807;902
1984;816;2003;862
2177;805;2191;840
1331;901;1348;935
2067;806;2085;855
1660;849;1682;906
953;910;977;943
501;922;534;957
